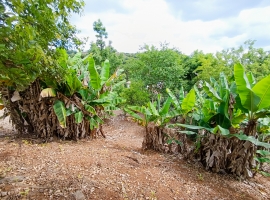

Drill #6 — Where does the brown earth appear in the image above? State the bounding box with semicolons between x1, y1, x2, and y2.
0;110;270;200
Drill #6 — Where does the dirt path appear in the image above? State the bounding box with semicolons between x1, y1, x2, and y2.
0;110;270;199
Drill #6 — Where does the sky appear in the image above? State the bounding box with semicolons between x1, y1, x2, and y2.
71;0;270;55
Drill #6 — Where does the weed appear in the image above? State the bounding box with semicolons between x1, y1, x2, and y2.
197;173;204;181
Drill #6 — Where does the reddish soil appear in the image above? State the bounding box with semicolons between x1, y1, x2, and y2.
0;110;270;199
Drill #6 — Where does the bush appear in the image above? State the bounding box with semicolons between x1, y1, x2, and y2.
120;81;150;106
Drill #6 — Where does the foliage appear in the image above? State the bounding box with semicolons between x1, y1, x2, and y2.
36;50;126;138
166;87;196;118
186;41;270;86
0;0;84;90
89;19;123;73
122;44;187;97
120;81;150;106
125;94;173;129
190;51;230;85
93;19;108;51
167;65;270;177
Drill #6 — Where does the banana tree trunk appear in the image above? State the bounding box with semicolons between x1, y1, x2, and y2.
142;124;192;156
199;132;256;178
1;80;93;140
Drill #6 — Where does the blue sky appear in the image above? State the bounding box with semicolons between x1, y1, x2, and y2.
71;0;270;54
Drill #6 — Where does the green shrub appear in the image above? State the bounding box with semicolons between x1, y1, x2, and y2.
120;81;150;106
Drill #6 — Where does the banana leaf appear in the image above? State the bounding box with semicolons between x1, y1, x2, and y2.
252;74;270;110
181;89;195;114
88;57;101;90
234;63;260;112
75;111;83;124
100;59;110;85
53;100;66;128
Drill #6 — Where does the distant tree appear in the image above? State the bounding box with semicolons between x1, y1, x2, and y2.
192;51;229;82
215;40;270;80
89;19;123;74
120;81;150;106
123;44;187;98
93;19;108;51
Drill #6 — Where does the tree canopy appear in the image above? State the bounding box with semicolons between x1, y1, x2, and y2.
0;0;84;90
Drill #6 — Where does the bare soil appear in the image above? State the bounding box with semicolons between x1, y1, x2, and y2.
0;110;270;200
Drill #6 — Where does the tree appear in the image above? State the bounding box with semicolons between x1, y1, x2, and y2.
0;0;84;90
89;19;123;74
0;0;88;138
120;81;150;106
123;44;187;99
93;19;108;52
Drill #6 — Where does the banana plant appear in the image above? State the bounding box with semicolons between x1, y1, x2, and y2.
124;94;173;131
166;87;196;124
172;66;270;145
40;50;125;138
234;63;270;135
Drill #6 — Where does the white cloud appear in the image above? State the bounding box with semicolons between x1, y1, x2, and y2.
71;0;270;54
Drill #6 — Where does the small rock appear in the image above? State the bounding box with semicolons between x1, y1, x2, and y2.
73;190;85;200
9;156;16;161
1;191;7;197
0;176;25;184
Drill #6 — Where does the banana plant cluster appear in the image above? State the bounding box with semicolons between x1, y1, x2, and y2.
40;49;125;135
169;64;270;176
124;94;172;129
125;87;196;132
125;61;270;176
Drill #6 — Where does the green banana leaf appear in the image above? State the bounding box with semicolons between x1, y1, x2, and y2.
86;116;99;130
178;130;197;135
148;101;159;116
68;52;81;66
53;100;66;128
56;48;68;69
212;125;230;135
75;111;83;124
235;94;249;113
179;86;185;104
100;59;110;85
78;89;89;101
124;108;143;121
168;123;213;132
128;105;151;116
254;110;270;119
171;122;270;149
234;63;260;112
208;113;231;129
217;90;229;118
166;88;179;108
66;72;82;95
218;73;229;101
227;133;270;149
219;72;229;90
181;89;195;114
94;115;103;124
203;81;222;102
232;113;246;126
194;85;204;103
85;105;96;115
256;150;270;157
159;97;172;116
88;57;101;90
252;74;270;110
246;71;256;87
